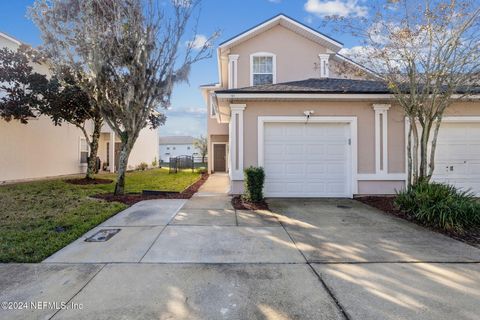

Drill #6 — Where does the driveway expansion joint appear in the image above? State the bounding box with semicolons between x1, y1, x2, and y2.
276;217;350;320
48;264;106;320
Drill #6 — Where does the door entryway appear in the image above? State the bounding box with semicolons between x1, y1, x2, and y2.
213;143;227;172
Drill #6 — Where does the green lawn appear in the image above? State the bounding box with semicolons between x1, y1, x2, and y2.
0;168;201;263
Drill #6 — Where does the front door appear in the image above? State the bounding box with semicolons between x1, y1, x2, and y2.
213;144;227;172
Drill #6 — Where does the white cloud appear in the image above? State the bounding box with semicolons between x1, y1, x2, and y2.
187;34;209;50
267;0;282;3
304;0;368;18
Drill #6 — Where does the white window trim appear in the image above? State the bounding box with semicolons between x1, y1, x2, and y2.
79;137;89;166
257;116;358;197
250;52;277;86
212;142;229;173
373;104;390;174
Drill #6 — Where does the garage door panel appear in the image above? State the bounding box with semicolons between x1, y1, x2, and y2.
433;122;480;196
263;122;350;197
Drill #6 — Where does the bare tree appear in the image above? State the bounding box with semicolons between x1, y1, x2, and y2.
30;0;216;194
328;0;480;187
194;135;207;163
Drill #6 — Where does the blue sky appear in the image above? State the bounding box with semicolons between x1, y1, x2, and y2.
0;0;367;138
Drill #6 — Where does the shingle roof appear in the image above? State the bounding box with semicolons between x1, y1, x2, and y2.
216;78;391;94
215;78;480;95
159;136;195;145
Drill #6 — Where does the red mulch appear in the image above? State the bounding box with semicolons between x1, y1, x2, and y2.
356;196;480;249
232;195;270;211
65;178;113;185
91;174;209;206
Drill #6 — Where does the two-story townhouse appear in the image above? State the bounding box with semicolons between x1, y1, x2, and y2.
159;136;201;163
201;14;480;197
0;32;159;182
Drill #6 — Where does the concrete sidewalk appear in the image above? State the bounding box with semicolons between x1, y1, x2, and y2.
1;177;479;319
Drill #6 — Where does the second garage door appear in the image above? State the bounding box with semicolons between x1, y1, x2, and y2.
432;121;480;196
263;122;351;197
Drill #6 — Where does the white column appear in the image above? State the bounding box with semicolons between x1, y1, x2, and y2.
109;132;116;173
228;54;239;89
318;54;330;78
229;104;246;180
373;104;391;174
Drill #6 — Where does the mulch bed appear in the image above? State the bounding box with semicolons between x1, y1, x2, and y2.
232;195;270;211
92;173;209;206
356;196;480;249
65;178;113;185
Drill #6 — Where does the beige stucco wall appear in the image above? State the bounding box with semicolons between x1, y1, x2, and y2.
241;100;378;173
229;25;326;88
226;100;480;196
0;117;91;182
0;35;91;182
128;128;159;170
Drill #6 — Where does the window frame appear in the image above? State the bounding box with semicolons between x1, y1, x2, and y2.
250;52;276;86
79;137;89;165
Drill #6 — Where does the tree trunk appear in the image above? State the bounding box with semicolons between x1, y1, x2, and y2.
411;118;420;186
407;122;413;188
114;139;134;195
427;117;443;179
85;116;103;179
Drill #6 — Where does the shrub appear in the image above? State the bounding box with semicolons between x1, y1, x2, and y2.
395;181;480;233
151;157;158;168
136;162;149;171
243;166;265;203
196;167;207;174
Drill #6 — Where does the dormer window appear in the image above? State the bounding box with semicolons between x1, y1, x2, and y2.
250;52;276;86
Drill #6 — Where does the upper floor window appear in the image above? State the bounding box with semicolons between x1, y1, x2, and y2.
250;52;276;86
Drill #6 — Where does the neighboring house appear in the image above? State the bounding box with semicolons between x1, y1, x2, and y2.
201;14;480;197
159;136;201;163
0;32;159;183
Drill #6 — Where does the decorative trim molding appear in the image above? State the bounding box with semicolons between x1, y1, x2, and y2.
373;104;390;174
357;173;406;181
228;54;239;89
318;54;330;78
229;104;246;180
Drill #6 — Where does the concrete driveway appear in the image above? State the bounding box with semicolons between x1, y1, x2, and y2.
1;177;479;320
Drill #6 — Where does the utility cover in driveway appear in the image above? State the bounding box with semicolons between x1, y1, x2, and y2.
85;229;120;242
263;122;351;197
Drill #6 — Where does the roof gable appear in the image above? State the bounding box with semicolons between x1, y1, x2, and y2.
219;14;343;54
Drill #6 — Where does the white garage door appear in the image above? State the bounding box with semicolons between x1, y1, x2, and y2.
432;122;480;196
263;122;351;197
